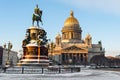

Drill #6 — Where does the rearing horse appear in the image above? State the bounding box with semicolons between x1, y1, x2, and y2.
32;5;43;27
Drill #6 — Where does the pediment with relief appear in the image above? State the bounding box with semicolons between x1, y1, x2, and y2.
63;46;85;50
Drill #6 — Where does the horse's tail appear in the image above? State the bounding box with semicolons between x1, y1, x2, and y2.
32;14;35;20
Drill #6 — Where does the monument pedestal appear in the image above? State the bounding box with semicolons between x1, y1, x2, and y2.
18;43;49;67
17;26;49;67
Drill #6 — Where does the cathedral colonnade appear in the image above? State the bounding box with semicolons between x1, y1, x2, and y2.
61;53;88;65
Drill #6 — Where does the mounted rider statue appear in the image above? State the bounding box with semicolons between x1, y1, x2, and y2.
32;4;43;27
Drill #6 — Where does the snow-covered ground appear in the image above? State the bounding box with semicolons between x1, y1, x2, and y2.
0;69;120;80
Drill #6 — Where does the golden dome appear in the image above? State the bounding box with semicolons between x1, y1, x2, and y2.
61;11;82;41
64;11;79;26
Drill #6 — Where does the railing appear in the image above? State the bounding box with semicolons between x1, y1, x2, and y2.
1;66;80;74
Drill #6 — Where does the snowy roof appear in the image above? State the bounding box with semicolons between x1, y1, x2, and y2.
28;26;39;29
26;43;38;47
92;44;101;48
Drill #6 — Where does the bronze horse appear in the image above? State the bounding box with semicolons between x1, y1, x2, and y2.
32;5;43;26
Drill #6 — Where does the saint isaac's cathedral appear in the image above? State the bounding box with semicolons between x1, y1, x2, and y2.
49;11;105;65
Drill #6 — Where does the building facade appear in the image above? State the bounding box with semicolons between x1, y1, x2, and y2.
49;11;105;65
0;46;18;67
0;46;3;66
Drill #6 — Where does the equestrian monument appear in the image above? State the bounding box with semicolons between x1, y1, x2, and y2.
17;5;49;66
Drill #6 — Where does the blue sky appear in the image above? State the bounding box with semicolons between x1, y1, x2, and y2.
0;0;120;56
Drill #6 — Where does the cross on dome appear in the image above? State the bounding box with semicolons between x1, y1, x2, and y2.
70;10;74;17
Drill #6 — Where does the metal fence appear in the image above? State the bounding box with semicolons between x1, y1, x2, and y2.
1;66;80;74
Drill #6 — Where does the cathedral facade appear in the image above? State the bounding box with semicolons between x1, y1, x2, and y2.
49;11;105;65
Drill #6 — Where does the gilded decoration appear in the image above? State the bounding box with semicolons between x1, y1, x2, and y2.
64;10;79;26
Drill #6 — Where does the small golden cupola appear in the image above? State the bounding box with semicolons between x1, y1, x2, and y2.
85;33;92;47
55;33;61;46
61;10;82;42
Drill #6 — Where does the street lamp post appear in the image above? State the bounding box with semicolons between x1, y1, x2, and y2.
4;41;12;67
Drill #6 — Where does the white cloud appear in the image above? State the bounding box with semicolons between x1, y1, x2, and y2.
59;0;120;16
